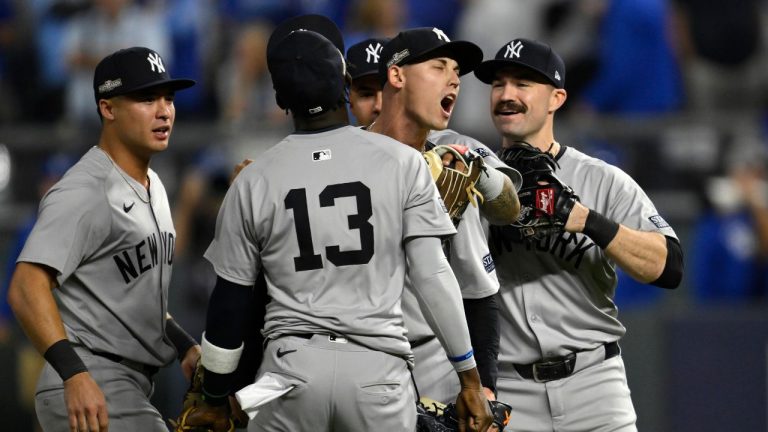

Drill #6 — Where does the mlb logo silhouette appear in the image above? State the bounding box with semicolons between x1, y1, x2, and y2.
313;150;332;161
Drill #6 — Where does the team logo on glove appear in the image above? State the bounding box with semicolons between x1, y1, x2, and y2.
536;188;554;216
497;142;579;240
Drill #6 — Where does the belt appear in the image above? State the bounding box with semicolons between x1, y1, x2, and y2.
273;333;348;343
514;341;620;383
75;346;158;379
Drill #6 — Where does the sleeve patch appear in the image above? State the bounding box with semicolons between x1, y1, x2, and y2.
474;147;490;158
482;253;495;273
649;215;670;229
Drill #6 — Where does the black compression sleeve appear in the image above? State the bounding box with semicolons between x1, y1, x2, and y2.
650;236;684;289
463;294;500;394
166;318;197;361
230;272;270;394
202;276;255;404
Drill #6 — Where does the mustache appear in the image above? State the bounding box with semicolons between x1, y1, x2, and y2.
494;100;526;114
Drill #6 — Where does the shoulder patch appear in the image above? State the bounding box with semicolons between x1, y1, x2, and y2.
474;147;490;158
482;253;495;273
649;215;670;229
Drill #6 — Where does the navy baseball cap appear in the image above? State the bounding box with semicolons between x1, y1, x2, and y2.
378;27;483;84
268;30;346;117
474;38;565;88
267;14;344;56
266;14;347;117
93;47;195;101
346;37;389;80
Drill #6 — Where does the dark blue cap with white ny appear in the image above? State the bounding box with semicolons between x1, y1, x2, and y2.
93;47;195;101
378;27;483;85
474;38;565;88
346;37;389;80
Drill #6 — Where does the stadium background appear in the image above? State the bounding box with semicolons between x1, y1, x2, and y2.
0;0;766;430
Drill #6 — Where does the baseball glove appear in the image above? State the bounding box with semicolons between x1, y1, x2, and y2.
170;361;245;432
497;142;578;240
417;397;512;432
424;144;485;225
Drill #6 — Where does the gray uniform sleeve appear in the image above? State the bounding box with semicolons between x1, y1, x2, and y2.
204;174;263;286
603;165;677;239
18;179;110;284
406;236;476;372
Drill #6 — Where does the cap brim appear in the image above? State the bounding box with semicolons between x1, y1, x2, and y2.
349;67;378;81
138;78;196;92
474;59;557;87
408;41;483;76
100;78;196;99
268;14;344;57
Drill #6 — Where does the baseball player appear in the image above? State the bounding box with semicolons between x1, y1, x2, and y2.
7;47;200;432
475;38;684;431
371;27;521;405
181;15;493;432
346;37;389;126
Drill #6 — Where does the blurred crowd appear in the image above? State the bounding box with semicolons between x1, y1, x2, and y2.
0;0;763;128
2;0;768;430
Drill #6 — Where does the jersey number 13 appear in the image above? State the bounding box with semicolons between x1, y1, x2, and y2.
285;181;374;272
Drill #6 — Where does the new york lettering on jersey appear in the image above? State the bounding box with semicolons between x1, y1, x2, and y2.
113;231;175;283
490;228;597;270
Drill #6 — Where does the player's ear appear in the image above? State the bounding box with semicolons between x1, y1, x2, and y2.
548;88;567;113
99;99;116;120
387;65;405;89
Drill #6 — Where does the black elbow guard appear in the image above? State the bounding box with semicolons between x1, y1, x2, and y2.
651;236;683;289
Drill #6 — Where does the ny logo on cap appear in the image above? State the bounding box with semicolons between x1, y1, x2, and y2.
365;42;383;63
504;41;524;59
147;52;166;73
432;28;450;42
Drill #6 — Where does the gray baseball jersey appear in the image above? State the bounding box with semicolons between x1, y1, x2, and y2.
204;125;455;360
18;146;177;367
491;146;678;364
400;130;506;401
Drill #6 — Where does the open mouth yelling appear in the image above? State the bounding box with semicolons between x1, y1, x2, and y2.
441;94;456;117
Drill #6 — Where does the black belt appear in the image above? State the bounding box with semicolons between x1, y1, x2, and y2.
86;349;159;379
289;333;313;339
269;333;348;344
514;341;620;383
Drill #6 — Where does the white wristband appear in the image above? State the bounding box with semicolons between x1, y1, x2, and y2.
449;350;477;372
201;332;244;374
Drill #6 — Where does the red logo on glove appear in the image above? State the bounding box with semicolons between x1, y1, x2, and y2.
536;188;554;216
